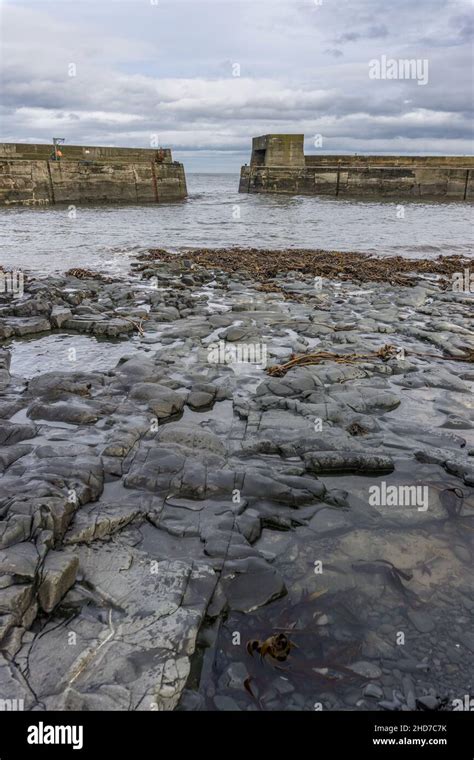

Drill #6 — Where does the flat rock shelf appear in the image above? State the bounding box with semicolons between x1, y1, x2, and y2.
0;249;473;712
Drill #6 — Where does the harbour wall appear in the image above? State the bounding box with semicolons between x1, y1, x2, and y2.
0;143;187;206
239;135;474;200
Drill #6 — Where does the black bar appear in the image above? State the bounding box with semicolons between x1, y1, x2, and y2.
0;710;472;758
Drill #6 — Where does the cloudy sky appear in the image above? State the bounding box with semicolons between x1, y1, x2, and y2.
1;0;473;171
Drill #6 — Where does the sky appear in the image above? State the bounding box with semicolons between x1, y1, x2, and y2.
0;0;473;171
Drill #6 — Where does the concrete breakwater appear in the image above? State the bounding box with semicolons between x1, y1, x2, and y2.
0;143;187;206
239;134;474;200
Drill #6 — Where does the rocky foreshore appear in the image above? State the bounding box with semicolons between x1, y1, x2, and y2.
0;249;473;712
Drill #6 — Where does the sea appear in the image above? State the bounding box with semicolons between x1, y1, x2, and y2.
0;173;472;276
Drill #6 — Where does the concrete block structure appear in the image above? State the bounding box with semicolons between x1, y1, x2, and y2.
0;143;187;206
250;134;306;168
240;134;474;200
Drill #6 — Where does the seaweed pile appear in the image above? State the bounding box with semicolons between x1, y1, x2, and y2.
142;247;471;288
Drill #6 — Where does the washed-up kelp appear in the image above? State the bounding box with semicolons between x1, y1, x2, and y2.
266;345;474;377
142;247;471;288
214;591;368;710
247;633;297;663
65;268;114;282
351;559;418;605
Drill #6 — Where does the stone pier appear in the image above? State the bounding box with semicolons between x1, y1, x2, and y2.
0;143;187;206
239;134;474;200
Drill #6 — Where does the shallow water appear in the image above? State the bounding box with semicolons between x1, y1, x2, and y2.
6;332;144;379
0;174;472;276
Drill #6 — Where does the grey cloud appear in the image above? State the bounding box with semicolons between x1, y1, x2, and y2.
333;24;388;44
0;0;472;171
451;13;474;40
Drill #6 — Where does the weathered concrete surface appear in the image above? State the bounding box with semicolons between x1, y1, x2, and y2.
0;143;187;206
240;134;474;199
251;134;305;168
0;144;173;163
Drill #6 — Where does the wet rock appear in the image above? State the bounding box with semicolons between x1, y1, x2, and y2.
416;695;439;710
257;368;323;398
50;306;73;328
155;306;180;321
305;452;394;474
186;390;215;409
0;542;39;581
221;324;256;342
316;614;329;626
113;356;159;386
453;545;471;563
61;317;95;333
222;557;286;612
65;503;142;544
27;401;100;425
0;349;11;390
93;318;135;338
458;632;474;653
348;661;383;679
38;551;79;612
445;459;474;486
0;583;34;623
402;675;417;710
26;370;102;399
177;689;205;711
363;683;384;699
257;409;314;433
407;609;435;634
0;421;37;445
2;263;474;712
308;508;352;536
9;317;51;336
378;694;404;711
204;534;257;561
157;423;222;454
0;654;34;710
130;383;185;419
218;662;249;691
273;676;294;695
35;443;93;459
0;324;14;340
327;387;400;413
0;515;33;550
236;509;261;543
213;695;241;711
0;444;32;472
12;297;50;318
47;684;131;711
20;544;216;711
